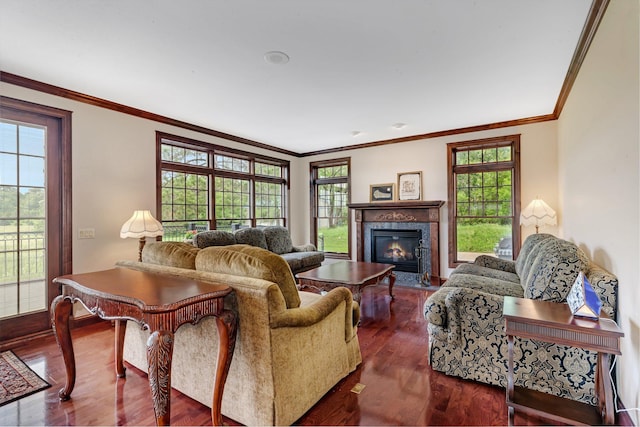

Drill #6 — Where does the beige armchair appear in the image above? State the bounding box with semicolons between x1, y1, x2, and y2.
117;243;361;426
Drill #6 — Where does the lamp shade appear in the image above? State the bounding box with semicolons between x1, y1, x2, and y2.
520;198;557;230
120;210;164;239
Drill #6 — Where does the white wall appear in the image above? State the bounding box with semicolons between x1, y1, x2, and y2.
0;82;298;273
558;0;640;422
299;121;559;276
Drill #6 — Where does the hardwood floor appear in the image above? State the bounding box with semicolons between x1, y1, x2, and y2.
0;285;633;426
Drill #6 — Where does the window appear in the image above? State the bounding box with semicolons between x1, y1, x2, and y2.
158;132;289;240
448;135;521;267
310;158;351;258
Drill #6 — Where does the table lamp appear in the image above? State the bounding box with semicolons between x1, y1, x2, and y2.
520;198;557;233
120;210;164;261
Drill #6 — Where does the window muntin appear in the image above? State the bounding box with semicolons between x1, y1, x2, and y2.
161;143;209;167
255;181;284;227
214;154;249;173
448;136;520;267
255;162;282;178
310;158;351;258
158;133;288;239
214;176;251;231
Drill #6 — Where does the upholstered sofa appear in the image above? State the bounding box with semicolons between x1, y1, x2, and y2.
193;226;324;274
117;242;361;426
423;233;618;405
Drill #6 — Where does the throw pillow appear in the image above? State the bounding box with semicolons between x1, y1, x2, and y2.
263;226;293;255
193;230;236;248
195;244;301;309
234;228;269;249
141;241;200;270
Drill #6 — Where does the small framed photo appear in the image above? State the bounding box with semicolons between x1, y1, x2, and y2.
397;171;422;201
370;183;395;202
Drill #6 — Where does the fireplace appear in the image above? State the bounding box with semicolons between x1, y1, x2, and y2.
348;201;445;286
371;229;421;273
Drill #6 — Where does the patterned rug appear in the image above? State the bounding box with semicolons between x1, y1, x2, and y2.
0;350;51;406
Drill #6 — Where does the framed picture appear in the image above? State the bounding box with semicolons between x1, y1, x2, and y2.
370;183;395;202
397;171;422;201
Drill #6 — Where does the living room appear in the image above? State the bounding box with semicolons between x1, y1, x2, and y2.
1;1;638;425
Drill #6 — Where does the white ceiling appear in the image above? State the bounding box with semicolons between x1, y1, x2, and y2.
1;1;593;155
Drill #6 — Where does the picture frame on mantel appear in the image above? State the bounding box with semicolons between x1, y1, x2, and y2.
370;183;395;202
397;171;422;201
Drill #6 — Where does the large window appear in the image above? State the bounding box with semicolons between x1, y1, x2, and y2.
158;132;289;240
448;135;521;267
310;158;350;258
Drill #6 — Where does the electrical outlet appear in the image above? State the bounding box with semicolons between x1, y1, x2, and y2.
78;228;95;239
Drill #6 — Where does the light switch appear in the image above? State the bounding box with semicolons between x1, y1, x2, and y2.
78;228;95;239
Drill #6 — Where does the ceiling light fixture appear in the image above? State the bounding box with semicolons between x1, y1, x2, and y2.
351;131;361;137
393;123;407;129
264;51;290;65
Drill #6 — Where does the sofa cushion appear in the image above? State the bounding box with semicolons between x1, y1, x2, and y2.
193;230;236;248
234;228;269;249
523;238;589;302
515;233;554;280
263;226;293;255
141;241;200;269
293;252;324;268
281;251;324;272
195;244;301;309
444;274;525;298
452;263;520;284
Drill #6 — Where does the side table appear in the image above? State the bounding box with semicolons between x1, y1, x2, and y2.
51;267;237;426
503;296;623;426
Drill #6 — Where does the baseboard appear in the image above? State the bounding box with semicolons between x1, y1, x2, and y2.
0;316;106;352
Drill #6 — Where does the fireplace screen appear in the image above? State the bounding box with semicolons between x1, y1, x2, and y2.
371;229;421;273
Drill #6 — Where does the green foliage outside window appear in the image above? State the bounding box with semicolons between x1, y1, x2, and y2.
159;136;288;237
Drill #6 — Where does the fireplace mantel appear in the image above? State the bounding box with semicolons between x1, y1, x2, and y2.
348;201;445;285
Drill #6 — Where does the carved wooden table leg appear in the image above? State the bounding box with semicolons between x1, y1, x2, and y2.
388;272;396;300
147;330;175;426
211;310;238;426
350;285;362;304
598;353;615;424
114;319;127;378
51;295;76;401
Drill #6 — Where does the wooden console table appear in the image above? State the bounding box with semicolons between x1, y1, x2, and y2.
51;268;237;426
503;296;623;426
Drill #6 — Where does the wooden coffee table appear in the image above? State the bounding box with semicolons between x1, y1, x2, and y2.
51;267;237;426
296;261;395;307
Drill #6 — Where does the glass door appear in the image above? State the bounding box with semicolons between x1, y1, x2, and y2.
0;121;47;318
0;97;71;342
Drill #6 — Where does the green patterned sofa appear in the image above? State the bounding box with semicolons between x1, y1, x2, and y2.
193;226;324;274
423;234;618;405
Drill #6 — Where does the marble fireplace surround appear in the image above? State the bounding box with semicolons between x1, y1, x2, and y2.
349;201;445;286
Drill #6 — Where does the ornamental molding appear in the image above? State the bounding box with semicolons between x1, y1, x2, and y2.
373;212;417;222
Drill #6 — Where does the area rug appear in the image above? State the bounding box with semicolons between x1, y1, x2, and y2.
0;350;51;406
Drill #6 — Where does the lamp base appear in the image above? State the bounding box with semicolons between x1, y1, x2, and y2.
138;237;145;262
137;236;163;261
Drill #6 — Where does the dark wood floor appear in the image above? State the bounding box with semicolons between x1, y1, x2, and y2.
0;284;633;426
